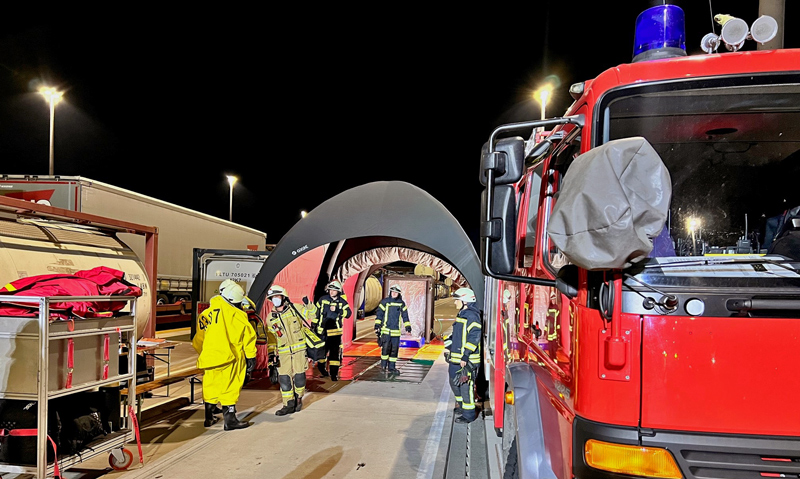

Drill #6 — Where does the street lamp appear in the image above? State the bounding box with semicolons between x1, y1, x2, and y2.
300;211;307;219
227;175;237;222
38;86;63;175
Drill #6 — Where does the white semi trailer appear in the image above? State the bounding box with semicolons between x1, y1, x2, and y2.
0;176;267;305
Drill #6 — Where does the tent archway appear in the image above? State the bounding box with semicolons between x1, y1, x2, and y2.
335;246;467;312
250;181;482;310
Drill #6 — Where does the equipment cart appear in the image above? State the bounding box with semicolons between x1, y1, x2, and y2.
0;295;139;478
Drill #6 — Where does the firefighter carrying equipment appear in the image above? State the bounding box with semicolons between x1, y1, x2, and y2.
267;298;310;409
192;295;257;405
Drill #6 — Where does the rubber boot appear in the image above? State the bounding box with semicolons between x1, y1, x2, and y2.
213;405;223;415
330;365;339;382
294;396;303;413
223;405;250;430
317;362;329;377
204;403;219;427
275;400;296;416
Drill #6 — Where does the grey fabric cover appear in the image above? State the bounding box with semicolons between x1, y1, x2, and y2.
547;137;671;270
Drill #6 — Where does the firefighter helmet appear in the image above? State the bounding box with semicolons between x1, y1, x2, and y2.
266;285;288;298
220;279;245;304
327;280;343;292
389;285;402;294
453;287;476;303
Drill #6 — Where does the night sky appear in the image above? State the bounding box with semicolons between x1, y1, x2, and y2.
0;2;797;248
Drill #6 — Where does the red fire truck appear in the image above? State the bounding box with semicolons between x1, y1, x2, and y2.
480;5;800;479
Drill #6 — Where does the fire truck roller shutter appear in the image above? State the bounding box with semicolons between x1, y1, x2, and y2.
547;137;672;270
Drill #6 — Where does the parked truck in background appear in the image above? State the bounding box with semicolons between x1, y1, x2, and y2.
479;6;800;479
0;176;267;307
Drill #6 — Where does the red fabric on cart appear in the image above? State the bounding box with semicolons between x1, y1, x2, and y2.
0;429;61;477
0;266;141;319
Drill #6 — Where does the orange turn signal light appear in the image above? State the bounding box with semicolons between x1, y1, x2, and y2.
585;439;681;479
504;391;515;405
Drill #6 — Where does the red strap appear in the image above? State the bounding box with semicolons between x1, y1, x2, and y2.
65;337;74;389
128;406;144;464
102;334;110;380
0;429;61;477
65;319;75;389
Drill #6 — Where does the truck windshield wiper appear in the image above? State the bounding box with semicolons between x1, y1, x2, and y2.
645;257;799;273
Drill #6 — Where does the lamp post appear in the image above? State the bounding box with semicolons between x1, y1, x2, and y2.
38;87;63;175
227;175;237;222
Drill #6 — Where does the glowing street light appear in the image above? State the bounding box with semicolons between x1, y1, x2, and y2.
300;211;308;219
38;86;63;175
227;175;238;222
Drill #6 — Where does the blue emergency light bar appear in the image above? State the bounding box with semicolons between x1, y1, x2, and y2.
633;4;687;62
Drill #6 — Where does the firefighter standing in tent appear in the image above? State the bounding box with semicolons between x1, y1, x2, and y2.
375;285;412;375
193;279;256;430
443;287;482;424
266;285;315;416
313;280;351;381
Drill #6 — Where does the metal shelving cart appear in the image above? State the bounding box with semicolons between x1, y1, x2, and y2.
0;295;139;478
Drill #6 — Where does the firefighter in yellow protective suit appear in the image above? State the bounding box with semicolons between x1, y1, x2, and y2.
266;285;316;416
192;279;256;430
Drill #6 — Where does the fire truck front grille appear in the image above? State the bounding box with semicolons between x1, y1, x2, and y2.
643;431;800;479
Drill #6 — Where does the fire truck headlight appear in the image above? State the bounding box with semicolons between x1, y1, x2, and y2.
750;15;779;44
585;440;682;479
720;17;749;51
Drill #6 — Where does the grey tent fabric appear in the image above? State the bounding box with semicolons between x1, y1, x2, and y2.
250;181;483;309
547;137;672;270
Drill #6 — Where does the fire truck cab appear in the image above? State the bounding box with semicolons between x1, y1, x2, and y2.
480;6;800;479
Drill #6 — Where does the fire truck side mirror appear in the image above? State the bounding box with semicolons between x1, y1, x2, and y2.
481;185;517;275
479;137;525;186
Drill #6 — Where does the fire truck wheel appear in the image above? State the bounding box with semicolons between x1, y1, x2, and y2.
503;436;519;479
108;448;134;470
156;293;170;305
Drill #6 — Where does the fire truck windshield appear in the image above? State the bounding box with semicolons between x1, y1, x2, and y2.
604;78;800;259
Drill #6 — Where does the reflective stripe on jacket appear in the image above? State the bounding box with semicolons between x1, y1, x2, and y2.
313;294;351;336
268;303;308;358
375;297;410;336
445;303;481;365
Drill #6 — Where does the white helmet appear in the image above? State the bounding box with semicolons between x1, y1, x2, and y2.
327;280;343;292
267;285;288;298
389;285;402;294
220;279;245;304
453;287;476;303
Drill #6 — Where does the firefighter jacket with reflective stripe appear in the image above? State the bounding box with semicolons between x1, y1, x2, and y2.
314;294;351;336
193;295;257;370
375;297;410;336
444;303;481;365
267;303;307;359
